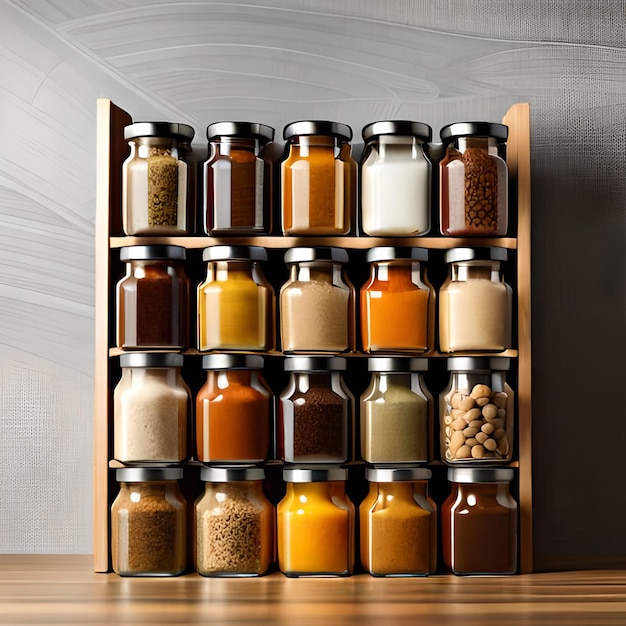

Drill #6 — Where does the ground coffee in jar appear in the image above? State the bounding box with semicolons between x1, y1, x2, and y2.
278;357;354;464
111;467;187;577
116;245;189;350
441;467;517;575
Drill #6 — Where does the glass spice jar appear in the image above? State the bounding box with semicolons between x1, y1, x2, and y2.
280;247;355;353
278;357;354;464
440;122;508;237
195;466;275;577
197;245;275;351
195;354;272;464
277;467;354;577
441;467;518;575
440;357;514;464
360;358;432;465
111;467;187;577
114;353;190;464
281;120;357;235
360;467;436;577
203;121;274;235
116;245;189;350
360;120;432;236
438;247;512;353
122;121;195;236
361;247;434;354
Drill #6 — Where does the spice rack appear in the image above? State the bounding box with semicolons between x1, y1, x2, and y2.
94;99;532;573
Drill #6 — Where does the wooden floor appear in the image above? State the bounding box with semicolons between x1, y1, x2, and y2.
1;556;625;625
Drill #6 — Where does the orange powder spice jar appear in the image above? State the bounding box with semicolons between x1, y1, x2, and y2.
195;354;272;463
361;247;434;353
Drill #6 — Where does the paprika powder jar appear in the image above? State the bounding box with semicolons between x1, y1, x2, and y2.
278;357;354;464
441;467;518;575
116;245;189;350
197;245;275;351
281;120;356;235
196;354;272;464
203;121;274;235
122;121;194;236
360;467;436;577
440;122;508;237
277;467;354;577
361;247;434;353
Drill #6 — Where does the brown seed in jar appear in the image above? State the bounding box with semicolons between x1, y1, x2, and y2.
450;431;466;452
464;408;482;423
484;438;497;452
481;422;495;435
476;397;490;407
492;392;508;409
445;425;453;438
497;438;509;455
450;393;463;409
497;408;507;418
451;417;467;431
451;408;466;420
481;404;498;419
445;448;454;460
444;414;453;426
465;437;479;448
493;428;506;440
468;419;483;429
470;384;492;399
486;417;505;430
463;427;478;438
471;445;486;459
455;445;472;459
459;396;476;411
475;431;489;444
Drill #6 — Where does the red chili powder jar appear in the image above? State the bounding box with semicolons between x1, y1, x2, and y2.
116;245;189;350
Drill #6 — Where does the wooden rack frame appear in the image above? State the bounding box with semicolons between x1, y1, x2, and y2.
94;100;532;573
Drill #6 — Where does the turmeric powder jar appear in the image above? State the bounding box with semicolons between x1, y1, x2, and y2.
117;245;189;350
440;122;508;237
114;353;190;464
122;122;194;236
195;466;275;577
440;357;514;464
196;354;272;463
361;120;432;236
280;247;355;353
360;358;432;465
111;467;187;577
281;120;356;235
197;245;275;351
203;122;274;235
360;468;436;577
278;357;354;464
277;467;354;577
441;467;517;575
361;247;434;353
438;247;512;353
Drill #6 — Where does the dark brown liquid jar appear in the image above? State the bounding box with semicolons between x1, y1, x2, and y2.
281;121;356;235
116;245;189;350
441;467;517;575
278;357;354;464
203;122;275;235
439;122;508;237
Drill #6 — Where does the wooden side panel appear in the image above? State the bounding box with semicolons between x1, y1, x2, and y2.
503;102;532;573
93;99;131;572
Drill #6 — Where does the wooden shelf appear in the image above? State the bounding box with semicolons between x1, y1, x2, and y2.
95;100;532;574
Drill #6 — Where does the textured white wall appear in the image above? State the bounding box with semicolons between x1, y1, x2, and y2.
0;0;624;566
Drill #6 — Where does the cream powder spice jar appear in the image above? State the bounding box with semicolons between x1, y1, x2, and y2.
114;353;190;464
438;247;512;353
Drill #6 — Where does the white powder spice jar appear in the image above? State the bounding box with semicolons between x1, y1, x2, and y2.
114;352;190;463
360;120;432;236
279;247;355;353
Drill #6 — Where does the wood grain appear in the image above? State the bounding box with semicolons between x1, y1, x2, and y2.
1;556;625;626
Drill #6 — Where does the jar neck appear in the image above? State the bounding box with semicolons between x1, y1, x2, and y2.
131;136;180;159
206;369;255;388
289;261;344;283
455;482;511;500
211;136;261;156
122;367;181;386
454;136;499;155
205;480;263;496
127;259;177;278
207;259;254;281
372;260;424;282
449;370;506;393
368;135;424;158
450;260;501;281
291;371;343;392
121;481;178;496
370;371;412;391
286;480;341;499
